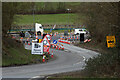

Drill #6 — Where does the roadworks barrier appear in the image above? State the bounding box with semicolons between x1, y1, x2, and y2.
84;39;91;43
58;39;70;44
50;43;64;50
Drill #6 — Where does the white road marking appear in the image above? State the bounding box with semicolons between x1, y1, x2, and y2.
73;56;86;66
29;76;45;80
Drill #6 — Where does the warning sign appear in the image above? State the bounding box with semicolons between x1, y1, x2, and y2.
31;42;43;55
106;36;116;48
39;39;42;43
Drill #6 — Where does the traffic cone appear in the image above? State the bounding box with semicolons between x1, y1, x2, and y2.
52;44;54;48
56;45;58;49
51;50;53;58
59;46;60;50
36;35;38;39
71;36;72;39
77;36;78;40
54;33;56;36
25;41;27;45
28;41;30;45
21;37;23;39
74;36;75;40
42;55;45;62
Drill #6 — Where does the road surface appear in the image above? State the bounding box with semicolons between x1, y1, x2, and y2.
2;34;99;79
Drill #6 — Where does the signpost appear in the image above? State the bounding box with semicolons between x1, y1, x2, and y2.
31;42;43;55
106;36;116;48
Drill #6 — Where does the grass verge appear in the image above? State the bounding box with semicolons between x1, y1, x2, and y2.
2;36;53;67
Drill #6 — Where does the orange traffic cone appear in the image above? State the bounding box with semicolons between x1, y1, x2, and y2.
42;55;45;62
74;36;75;40
52;44;54;48
54;33;56;36
77;36;78;40
56;45;58;49
59;46;60;50
28;41;30;45
51;51;53;58
71;36;72;39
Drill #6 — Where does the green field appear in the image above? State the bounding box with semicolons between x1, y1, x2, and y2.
14;13;82;25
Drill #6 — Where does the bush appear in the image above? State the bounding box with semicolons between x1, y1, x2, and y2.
84;48;120;77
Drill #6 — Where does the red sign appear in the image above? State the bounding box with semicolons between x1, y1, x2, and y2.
44;45;50;52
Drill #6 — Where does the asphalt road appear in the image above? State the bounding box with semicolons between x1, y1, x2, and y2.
2;34;99;79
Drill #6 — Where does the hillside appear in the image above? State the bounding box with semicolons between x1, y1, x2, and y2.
13;13;81;25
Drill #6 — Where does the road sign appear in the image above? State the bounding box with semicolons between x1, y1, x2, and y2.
53;40;57;44
42;36;50;46
106;36;116;48
39;39;42;43
44;45;50;52
45;34;51;41
31;42;43;55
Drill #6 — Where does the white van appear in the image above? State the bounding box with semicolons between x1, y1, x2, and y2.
74;28;88;35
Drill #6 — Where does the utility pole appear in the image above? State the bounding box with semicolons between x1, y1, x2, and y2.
32;3;36;32
67;8;71;32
